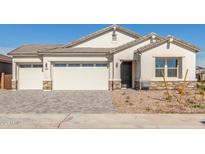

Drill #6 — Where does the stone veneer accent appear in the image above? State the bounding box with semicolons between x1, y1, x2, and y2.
11;80;17;90
149;81;196;90
43;81;52;90
109;80;121;90
135;80;196;90
134;80;140;90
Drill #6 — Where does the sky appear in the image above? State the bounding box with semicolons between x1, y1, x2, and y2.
0;24;204;67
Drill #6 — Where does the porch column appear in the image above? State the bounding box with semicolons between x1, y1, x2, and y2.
112;60;122;90
42;57;52;90
11;59;17;90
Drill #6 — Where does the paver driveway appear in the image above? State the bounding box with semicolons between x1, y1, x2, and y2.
0;90;113;113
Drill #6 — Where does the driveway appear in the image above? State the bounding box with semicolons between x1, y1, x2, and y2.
0;90;113;113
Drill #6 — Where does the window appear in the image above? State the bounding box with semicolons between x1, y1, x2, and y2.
96;64;108;67
68;64;81;67
82;64;94;67
54;64;67;67
155;58;178;78
19;64;32;68
167;59;178;77
155;58;165;77
33;64;43;68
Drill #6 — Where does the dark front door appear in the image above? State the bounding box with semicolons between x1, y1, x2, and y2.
121;61;132;88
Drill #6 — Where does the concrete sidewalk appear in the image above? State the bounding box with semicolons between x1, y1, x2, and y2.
0;114;205;128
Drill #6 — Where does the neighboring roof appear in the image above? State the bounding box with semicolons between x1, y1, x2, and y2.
196;66;205;70
110;32;165;53
0;54;12;63
38;47;113;54
136;37;201;53
8;44;62;56
63;25;142;48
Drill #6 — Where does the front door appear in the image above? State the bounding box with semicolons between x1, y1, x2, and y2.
121;61;132;88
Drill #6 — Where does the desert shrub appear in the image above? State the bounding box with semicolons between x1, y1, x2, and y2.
192;104;205;109
129;102;133;106
125;99;129;103
145;107;151;111
186;98;196;104
126;96;130;100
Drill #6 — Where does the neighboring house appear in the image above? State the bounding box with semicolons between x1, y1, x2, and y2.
8;25;200;90
196;66;205;81
0;54;12;74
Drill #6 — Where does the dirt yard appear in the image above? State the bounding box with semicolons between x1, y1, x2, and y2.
111;89;205;113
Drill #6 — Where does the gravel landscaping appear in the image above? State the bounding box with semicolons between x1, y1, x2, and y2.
111;89;205;113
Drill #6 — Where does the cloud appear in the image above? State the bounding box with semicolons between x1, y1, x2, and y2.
0;47;14;55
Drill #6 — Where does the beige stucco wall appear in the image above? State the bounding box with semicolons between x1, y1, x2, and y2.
75;31;135;48
113;40;151;83
140;43;196;81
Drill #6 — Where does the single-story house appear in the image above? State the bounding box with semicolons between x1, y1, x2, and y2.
0;54;12;74
8;25;201;90
196;66;205;81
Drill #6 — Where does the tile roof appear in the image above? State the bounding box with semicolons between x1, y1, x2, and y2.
136;37;201;53
38;47;113;54
0;54;12;63
7;44;62;56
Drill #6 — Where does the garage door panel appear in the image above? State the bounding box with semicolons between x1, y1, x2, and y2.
53;63;108;90
18;65;43;90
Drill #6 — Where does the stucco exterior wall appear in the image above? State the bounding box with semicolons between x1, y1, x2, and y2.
113;40;151;81
13;57;42;63
75;31;135;48
140;43;196;81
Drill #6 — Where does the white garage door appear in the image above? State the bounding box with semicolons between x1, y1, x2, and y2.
53;63;109;90
18;64;43;90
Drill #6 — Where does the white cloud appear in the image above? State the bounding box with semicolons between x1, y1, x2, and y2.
0;47;14;55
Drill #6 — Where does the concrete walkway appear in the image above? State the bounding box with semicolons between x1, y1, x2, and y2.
0;114;205;128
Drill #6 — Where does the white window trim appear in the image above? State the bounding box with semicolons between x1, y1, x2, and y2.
155;58;178;78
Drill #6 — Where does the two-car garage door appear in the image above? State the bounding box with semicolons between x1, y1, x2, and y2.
53;63;109;90
18;63;109;90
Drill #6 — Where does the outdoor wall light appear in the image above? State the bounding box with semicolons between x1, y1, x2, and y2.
45;62;48;70
115;62;118;68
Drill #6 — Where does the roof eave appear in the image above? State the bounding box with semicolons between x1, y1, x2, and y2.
38;52;111;55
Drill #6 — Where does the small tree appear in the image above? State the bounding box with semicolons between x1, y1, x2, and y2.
161;70;172;101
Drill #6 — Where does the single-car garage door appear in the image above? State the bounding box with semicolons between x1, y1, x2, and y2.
53;63;109;90
18;64;43;90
